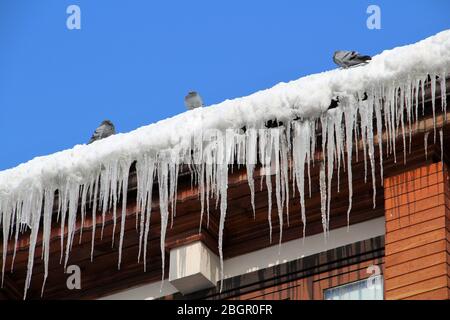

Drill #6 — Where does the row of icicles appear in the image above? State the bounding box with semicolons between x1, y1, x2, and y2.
0;73;447;298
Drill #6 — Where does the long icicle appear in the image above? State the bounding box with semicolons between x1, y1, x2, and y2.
3;69;448;299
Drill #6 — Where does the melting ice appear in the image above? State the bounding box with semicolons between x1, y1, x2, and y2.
0;30;449;298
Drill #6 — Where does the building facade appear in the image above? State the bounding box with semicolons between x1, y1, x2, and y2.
0;77;449;301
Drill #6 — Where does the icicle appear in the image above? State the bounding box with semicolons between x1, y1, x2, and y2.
136;155;155;272
343;97;356;226
421;77;426;116
110;161;119;247
321;114;328;165
280;128;290;227
415;78;420;131
260;129;274;243
198;163;206;231
157;160;170;289
334;108;344;193
64;183;80;269
440;72;447;121
406;80;413;153
389;85;397;163
205;163;212;228
431;75;437;142
399;84;407;164
79;183;88;244
384;89;391;156
217;128;229;291
374;89;384;185
292;121;309;239
265;166;273;243
1;200;12;287
326;112;336;233
10;201;22;272
59;185;68;264
311;120;317;168
1;63;447;300
272;129;284;245
307;121;313;198
23;190;43;299
118;159;132;269
353;122;358;162
41;188;54;296
169;162;179;229
319;163;327;237
363;95;377;208
90;173;100;261
359;100;368;183
246;129;257;218
99;163;111;240
424;131;429;160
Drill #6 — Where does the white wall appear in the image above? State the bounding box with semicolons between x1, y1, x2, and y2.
169;241;220;294
100;217;385;300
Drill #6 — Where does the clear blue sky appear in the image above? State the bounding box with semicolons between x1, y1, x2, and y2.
0;0;449;170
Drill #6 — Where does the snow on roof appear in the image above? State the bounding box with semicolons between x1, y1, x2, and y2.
1;30;449;193
1;29;450;298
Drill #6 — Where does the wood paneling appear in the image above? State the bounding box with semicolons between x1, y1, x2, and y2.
165;236;385;300
384;162;450;300
227;256;385;300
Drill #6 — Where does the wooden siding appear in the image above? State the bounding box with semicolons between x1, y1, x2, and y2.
384;162;450;300
165;236;385;300
231;258;385;300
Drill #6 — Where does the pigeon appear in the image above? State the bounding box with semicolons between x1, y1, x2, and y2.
333;50;372;69
88;120;116;144
184;91;204;110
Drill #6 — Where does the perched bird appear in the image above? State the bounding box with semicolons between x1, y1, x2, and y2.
184;91;204;110
88;120;116;144
333;50;372;69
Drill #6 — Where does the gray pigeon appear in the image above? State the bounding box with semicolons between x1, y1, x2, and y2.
88;120;116;144
333;51;371;69
184;91;204;110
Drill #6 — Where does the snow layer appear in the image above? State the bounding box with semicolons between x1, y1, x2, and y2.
1;30;450;298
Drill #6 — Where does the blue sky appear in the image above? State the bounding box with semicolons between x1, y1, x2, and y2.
0;0;449;170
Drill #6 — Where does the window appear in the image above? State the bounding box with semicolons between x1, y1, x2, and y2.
324;276;383;300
